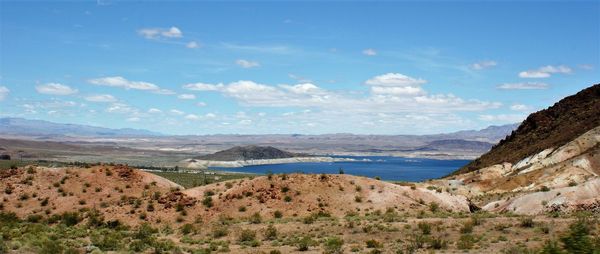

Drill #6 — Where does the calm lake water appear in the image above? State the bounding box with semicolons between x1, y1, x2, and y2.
210;156;470;182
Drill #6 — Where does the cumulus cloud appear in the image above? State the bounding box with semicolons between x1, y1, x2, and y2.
196;102;207;107
170;109;184;115
183;73;500;115
88;76;173;94
148;108;162;113
497;82;548;90
186;41;200;48
35;83;78;95
479;114;526;123
0;86;9;101
235;59;260;68
470;60;497;70
510;104;531;111
184;114;200;120
177;94;196;100
365;73;426;87
362;48;377;56
138;26;182;39
85;94;117;102
183;82;224;91
519;65;572;78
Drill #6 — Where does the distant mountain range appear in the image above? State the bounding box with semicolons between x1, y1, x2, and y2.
0;118;163;137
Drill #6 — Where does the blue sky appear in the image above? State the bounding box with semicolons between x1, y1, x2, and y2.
0;1;598;135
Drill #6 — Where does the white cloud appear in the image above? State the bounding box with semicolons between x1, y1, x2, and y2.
370;86;426;96
170;109;184;115
365;73;426;87
138;26;182;39
510;104;531;111
519;65;572;78
177;94;196;100
186;41;200;49
279;83;325;95
148;108;162;113
182;74;500;116
205;113;216;118
183;82;224;91
35;83;78;95
497;82;548;90
579;64;594;70
185;114;200;120
89;76;158;90
239;119;252;125
85;94;117;102
106;103;138;114
88;76;173;95
126;117;140;122
362;48;377;56
470;60;497;70
235;59;260;68
196;102;207;107
479;114;526;123
0;86;9;101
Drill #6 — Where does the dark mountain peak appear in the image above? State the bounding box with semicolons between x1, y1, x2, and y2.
196;145;309;161
453;83;600;175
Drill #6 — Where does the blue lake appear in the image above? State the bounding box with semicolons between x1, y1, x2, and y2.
210;156;470;182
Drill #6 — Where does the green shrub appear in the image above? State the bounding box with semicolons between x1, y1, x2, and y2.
297;236;313;251
238;229;257;243
457;234;476;250
264;225;277;240
249;212;262;224
560;217;598;253
520;217;535;228
91;228;123;251
181;223;194;235
212;225;229;238
273;210;283;218
284;195;292;202
61;211;81;226
202;196;213;207
418;222;431;235
365;239;382;248
324;237;344;254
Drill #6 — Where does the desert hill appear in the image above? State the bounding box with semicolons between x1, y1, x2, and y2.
455;83;600;175
0;164;469;226
195;145;309;161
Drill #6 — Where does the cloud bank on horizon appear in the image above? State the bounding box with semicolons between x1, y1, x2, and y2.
0;2;598;135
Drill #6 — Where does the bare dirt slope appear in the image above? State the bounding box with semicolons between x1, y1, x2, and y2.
1;165;469;226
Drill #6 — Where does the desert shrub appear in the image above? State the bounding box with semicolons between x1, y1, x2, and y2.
324;237;344;254
540;186;551;192
355;185;362;191
429;202;439;213
270;250;282;254
520;217;535;228
560;217;598;253
37;238;64;254
461;221;474;234
204;190;215;197
181;223;194;235
238;229;259;246
40;197;49;206
281;186;290;193
26;214;43;223
539;241;563;254
202;196;213;207
418;222;431;235
238;206;246;212
212;225;229;238
264;225;277;240
249;212;262;224
354;196;363;203
91;228;123;251
457;234;476;250
365;239;382;248
429;237;447;250
297;236;313;251
284;195;292;202
273;210;283;218
61;211;81;226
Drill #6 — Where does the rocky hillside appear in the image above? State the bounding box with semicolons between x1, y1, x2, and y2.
454;83;600;175
195;145;309;161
